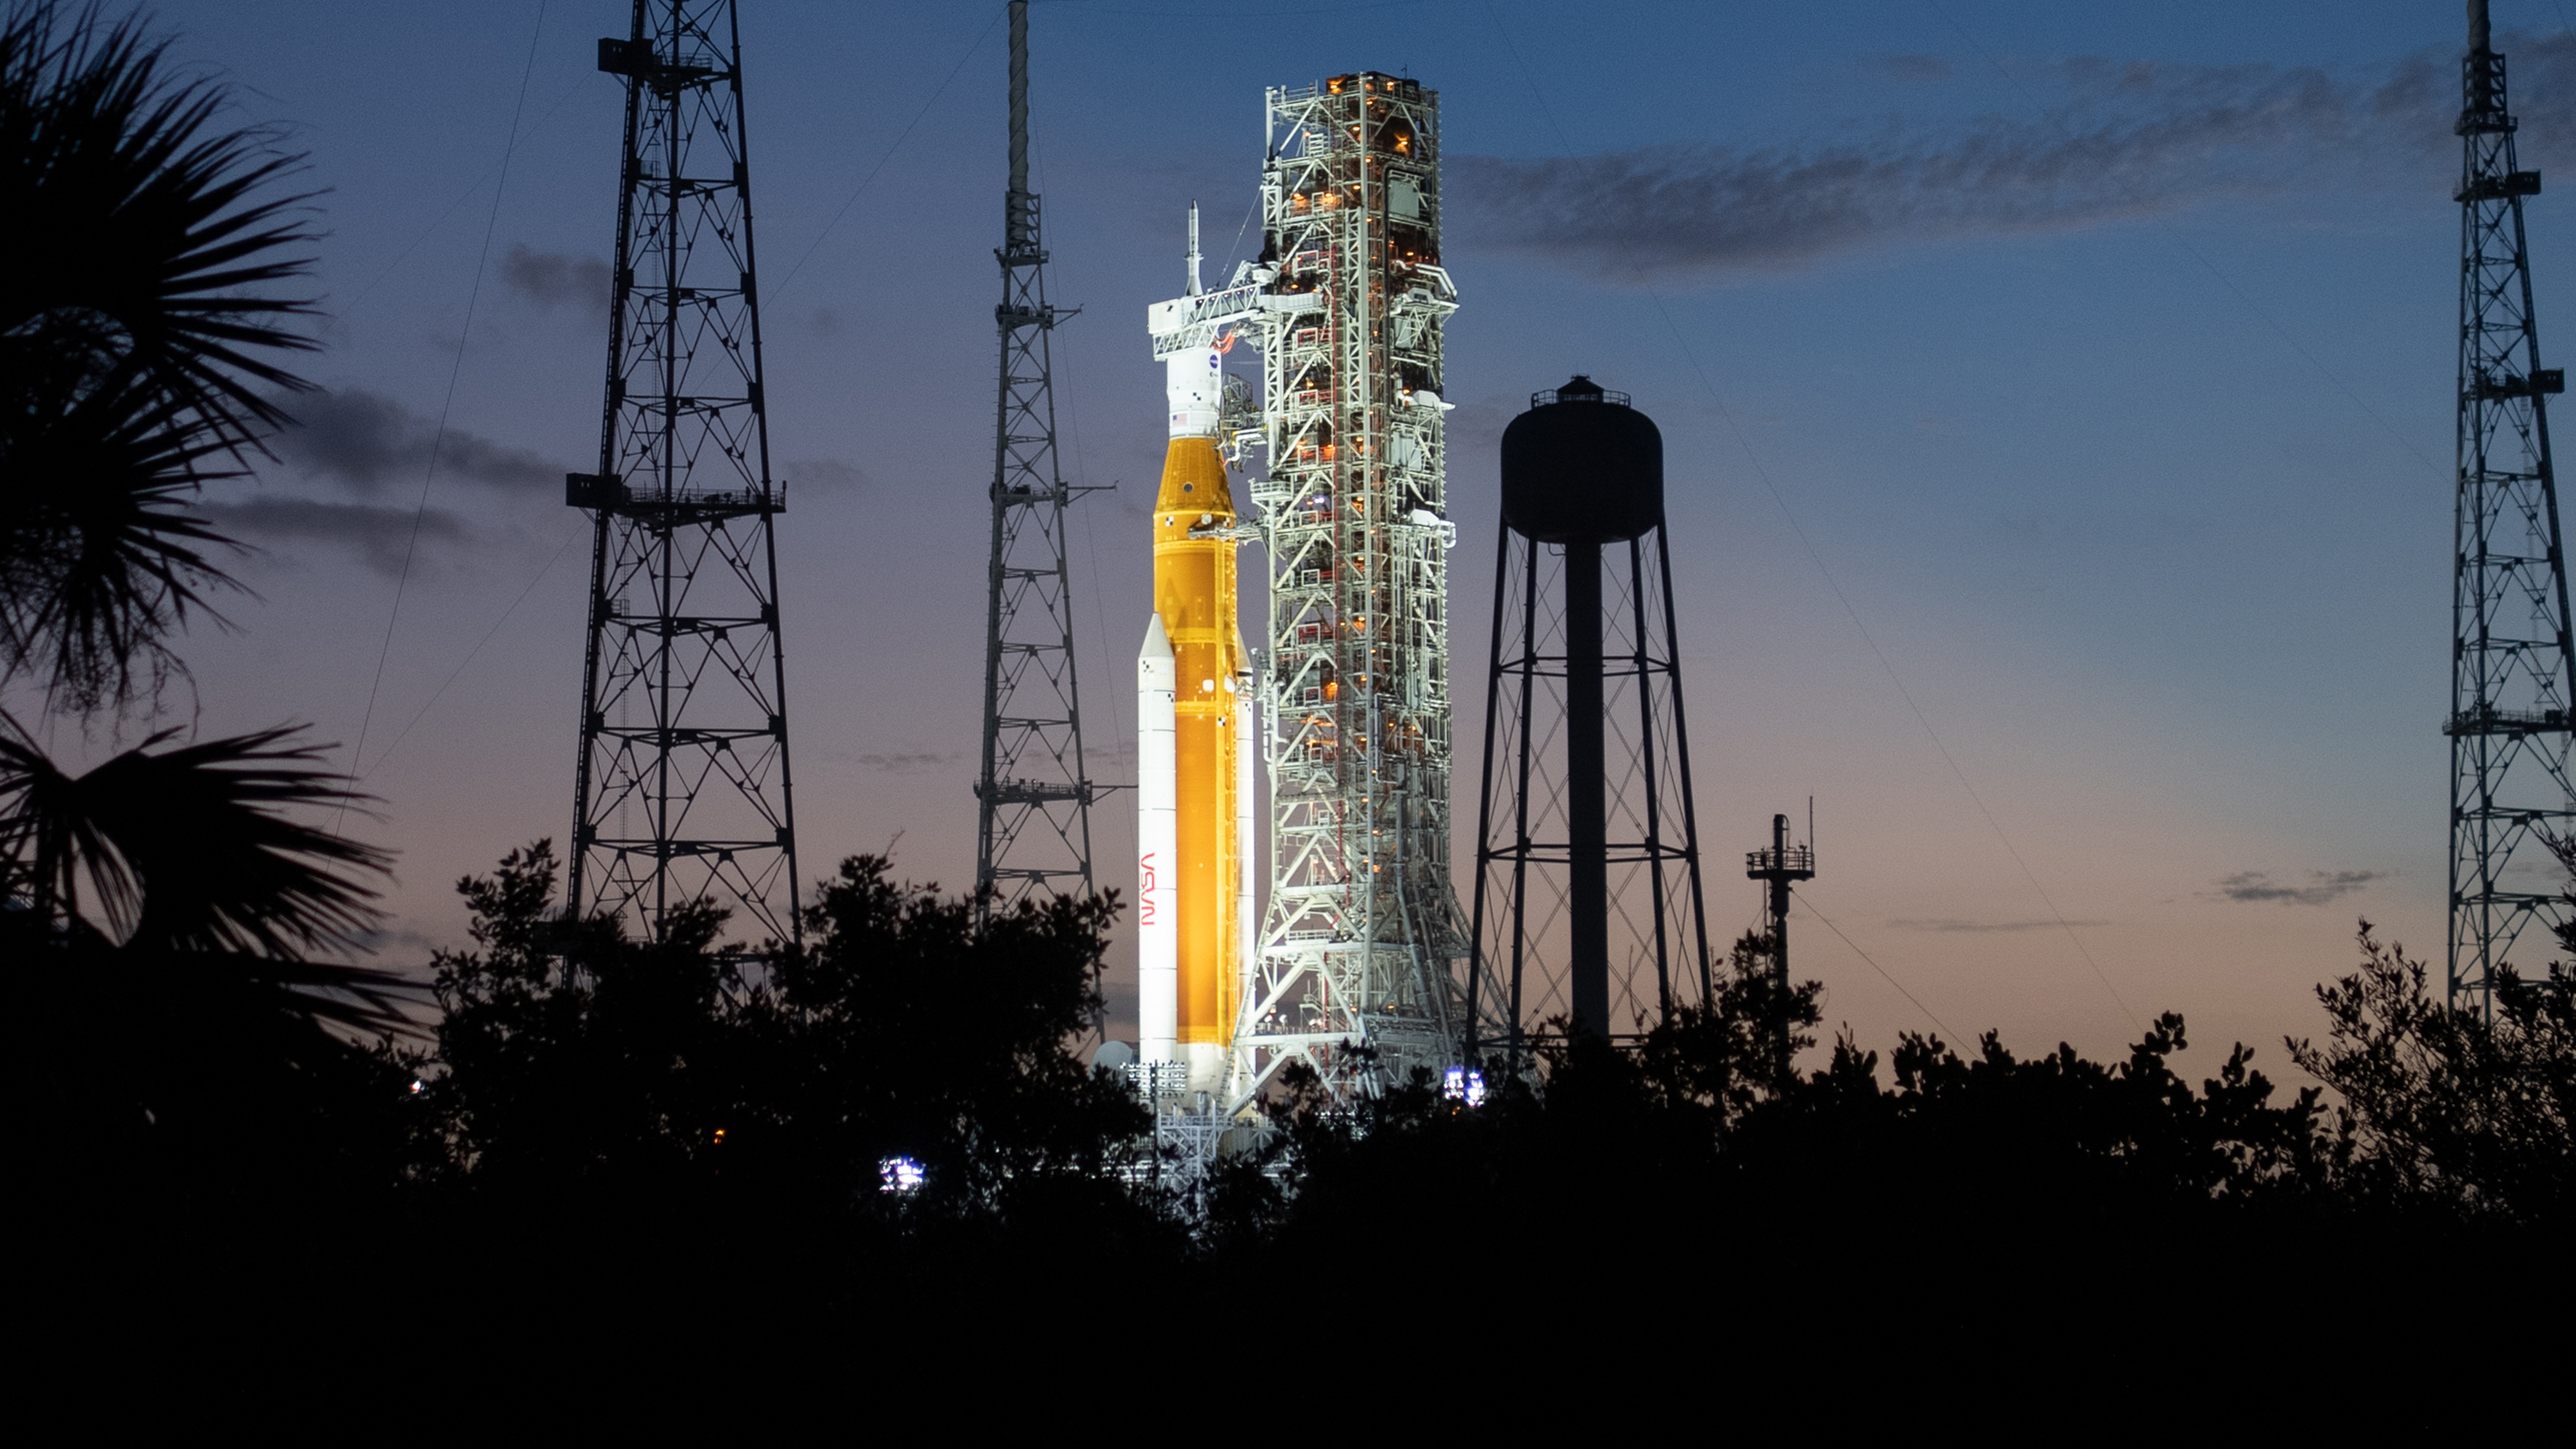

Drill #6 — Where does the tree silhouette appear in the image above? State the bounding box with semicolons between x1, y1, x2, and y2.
1;0;392;1006
1230;931;2338;1305
3;3;410;1271
764;856;1145;1210
2290;921;2573;1225
408;841;741;1199
404;846;1167;1300
3;0;318;709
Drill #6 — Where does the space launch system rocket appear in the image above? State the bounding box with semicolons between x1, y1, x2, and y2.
1138;205;1255;1095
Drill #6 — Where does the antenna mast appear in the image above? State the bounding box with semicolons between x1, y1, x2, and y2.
2449;0;2575;1015
975;0;1096;923
1747;811;1814;1080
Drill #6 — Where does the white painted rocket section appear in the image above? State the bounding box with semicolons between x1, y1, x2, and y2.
1137;614;1178;1065
1166;347;1223;438
1184;1048;1225;1092
1234;677;1258;1048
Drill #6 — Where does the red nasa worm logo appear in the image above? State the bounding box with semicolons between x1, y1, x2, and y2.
1138;853;1158;925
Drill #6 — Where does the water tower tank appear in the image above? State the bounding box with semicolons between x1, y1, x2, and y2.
1499;375;1664;544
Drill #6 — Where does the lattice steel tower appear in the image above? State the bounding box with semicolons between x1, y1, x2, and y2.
974;0;1094;923
568;1;798;946
2449;0;2573;1015
1243;75;1463;1100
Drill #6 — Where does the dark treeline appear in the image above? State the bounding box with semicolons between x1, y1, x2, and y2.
25;827;2576;1370
8;1;2573;1395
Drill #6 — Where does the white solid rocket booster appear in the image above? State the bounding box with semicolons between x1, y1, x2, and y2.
1137;614;1178;1068
1236;670;1256;1007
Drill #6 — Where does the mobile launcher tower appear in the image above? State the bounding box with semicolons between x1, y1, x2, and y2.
1143;73;1463;1109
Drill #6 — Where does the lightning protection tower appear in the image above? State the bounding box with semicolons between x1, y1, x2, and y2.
975;0;1095;925
1463;378;1712;1072
2450;0;2575;1016
568;1;799;947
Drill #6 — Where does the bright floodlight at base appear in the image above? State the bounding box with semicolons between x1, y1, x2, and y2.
878;1155;925;1195
1442;1067;1486;1107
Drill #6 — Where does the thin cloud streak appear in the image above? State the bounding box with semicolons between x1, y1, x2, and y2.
782;458;868;494
2212;870;2384;906
1874;54;1953;82
1451;35;2576;281
1887;916;2111;934
272;386;559;495
203;498;471;576
851;750;959;773
500;243;611;311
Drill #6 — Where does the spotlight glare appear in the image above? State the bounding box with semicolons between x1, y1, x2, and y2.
1441;1067;1486;1108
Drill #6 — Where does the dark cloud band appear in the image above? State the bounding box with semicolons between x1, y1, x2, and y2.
272;387;557;494
202;498;469;577
501;243;611;312
2213;870;2384;906
220;384;566;572
1450;35;2576;281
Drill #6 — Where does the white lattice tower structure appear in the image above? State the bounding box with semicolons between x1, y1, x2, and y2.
1235;75;1462;1103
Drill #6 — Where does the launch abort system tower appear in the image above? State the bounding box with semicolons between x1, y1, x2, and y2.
568;1;799;946
2449;0;2574;1016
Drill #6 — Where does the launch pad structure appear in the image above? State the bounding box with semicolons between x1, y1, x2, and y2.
1149;73;1465;1106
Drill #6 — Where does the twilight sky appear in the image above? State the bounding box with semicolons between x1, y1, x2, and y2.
56;0;2576;1071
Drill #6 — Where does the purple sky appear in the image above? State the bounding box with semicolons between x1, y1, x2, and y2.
53;1;2576;1074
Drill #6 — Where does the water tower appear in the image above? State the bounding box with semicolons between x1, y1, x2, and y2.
1461;378;1712;1065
